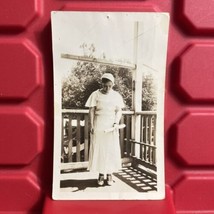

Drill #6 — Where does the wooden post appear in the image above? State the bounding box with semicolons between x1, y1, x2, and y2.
132;21;143;158
68;115;73;162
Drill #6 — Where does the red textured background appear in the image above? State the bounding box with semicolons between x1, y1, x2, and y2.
0;0;213;213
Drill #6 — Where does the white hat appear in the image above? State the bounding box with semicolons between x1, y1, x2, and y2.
101;73;115;84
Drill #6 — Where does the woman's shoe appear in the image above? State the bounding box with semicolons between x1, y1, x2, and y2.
107;174;113;186
97;174;104;186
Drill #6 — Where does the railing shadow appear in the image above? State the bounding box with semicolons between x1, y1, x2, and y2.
114;166;157;192
60;165;157;193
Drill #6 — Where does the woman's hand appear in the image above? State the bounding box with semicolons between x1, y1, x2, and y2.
90;127;94;134
113;123;119;132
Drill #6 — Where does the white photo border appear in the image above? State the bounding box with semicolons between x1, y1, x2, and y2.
51;11;169;200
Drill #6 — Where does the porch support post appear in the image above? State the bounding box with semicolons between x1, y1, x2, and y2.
132;22;143;158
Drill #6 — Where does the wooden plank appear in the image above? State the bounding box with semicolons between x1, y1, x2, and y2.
140;115;143;159
84;114;89;161
120;116;125;158
153;115;157;146
144;145;147;162
76;115;81;162
122;157;133;166
61;114;64;158
136;111;156;115
122;110;135;115
142;116;145;144
130;139;156;148
61;157;132;171
62;109;135;115
62;109;89;114
153;147;156;165
132;156;157;172
148;116;151;145
126;115;131;156
150;116;154;145
69;143;84;154
148;146;151;163
68;115;73;162
61;53;136;70
61;161;88;171
131;115;135;157
141;115;145;162
145;116;148;144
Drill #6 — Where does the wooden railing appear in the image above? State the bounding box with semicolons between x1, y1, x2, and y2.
61;109;89;163
61;109;156;171
130;112;157;171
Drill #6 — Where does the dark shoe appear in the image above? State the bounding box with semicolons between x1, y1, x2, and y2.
97;173;104;186
107;174;113;186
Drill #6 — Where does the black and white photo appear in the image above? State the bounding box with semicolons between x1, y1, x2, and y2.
51;11;169;200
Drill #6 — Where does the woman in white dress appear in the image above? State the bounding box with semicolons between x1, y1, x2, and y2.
85;73;124;186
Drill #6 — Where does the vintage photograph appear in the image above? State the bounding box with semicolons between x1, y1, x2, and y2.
51;11;169;200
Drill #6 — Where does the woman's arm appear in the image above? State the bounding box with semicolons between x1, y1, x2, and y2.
113;108;122;132
89;106;96;134
114;108;122;124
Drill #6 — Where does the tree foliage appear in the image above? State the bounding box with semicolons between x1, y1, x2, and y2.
62;44;157;111
142;74;157;111
62;62;132;109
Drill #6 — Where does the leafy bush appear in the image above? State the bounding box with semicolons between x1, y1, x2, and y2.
62;44;156;111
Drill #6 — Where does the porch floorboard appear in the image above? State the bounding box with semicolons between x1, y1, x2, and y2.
60;166;157;193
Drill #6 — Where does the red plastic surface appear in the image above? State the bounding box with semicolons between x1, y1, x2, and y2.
43;186;175;214
0;0;214;213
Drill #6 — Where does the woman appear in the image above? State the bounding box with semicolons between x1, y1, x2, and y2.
85;73;124;186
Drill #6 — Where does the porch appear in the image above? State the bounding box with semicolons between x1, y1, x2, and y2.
61;109;157;193
60;166;157;193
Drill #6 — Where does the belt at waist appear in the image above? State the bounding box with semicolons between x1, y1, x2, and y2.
95;110;115;116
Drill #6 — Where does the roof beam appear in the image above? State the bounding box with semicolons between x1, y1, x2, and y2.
61;53;136;70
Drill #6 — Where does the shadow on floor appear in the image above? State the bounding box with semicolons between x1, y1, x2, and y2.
60;179;103;192
60;166;157;193
113;166;157;192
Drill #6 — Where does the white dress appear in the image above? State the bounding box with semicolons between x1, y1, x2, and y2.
85;89;124;174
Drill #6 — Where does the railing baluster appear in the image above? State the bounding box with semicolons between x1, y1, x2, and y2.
120;116;125;158
145;115;148;143
144;144;147;161
143;116;146;145
84;114;89;161
151;147;154;165
76;115;81;162
68;115;73;162
149;115;153;145
140;115;143;159
153;148;156;165
144;115;148;162
126;115;131;157
148;146;150;162
61;114;64;160
153;115;157;146
142;115;145;161
149;115;153;162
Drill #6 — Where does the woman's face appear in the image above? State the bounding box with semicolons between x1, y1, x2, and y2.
101;81;113;94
